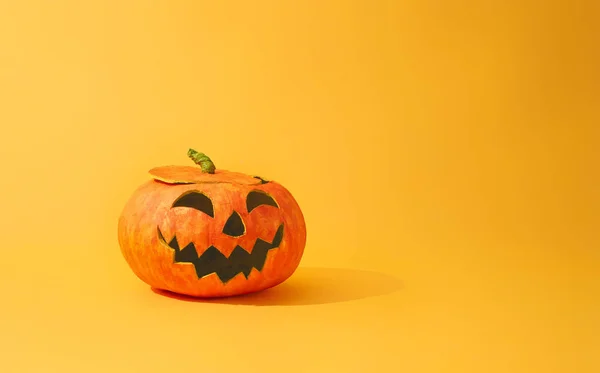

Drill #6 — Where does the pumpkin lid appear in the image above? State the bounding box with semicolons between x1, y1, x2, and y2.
149;166;262;185
149;149;265;185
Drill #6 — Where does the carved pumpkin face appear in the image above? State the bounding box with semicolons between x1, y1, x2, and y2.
118;151;307;298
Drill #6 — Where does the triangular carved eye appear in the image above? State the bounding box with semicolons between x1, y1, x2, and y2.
172;191;214;217
246;190;278;213
223;211;246;237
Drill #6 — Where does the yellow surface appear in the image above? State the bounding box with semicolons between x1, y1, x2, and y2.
0;1;598;372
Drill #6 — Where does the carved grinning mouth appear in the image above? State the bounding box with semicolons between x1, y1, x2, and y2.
157;224;284;283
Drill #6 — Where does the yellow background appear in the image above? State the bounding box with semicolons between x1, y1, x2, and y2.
0;1;598;372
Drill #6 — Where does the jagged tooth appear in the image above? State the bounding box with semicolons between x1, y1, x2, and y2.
175;242;198;263
168;236;180;250
194;246;227;279
200;246;252;282
249;238;271;271
195;267;216;279
171;234;285;283
242;265;252;278
229;245;251;261
270;224;284;247
157;227;178;250
253;256;267;271
216;270;245;284
198;246;227;263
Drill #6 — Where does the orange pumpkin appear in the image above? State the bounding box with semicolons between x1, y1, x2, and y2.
118;149;307;298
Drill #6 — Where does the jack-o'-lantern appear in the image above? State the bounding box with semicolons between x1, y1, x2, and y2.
118;149;307;298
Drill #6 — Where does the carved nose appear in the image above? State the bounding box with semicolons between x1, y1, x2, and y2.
222;211;246;237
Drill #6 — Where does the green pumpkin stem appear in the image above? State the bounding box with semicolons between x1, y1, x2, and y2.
187;149;216;174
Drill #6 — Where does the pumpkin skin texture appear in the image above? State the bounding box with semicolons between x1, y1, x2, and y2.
118;154;307;298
